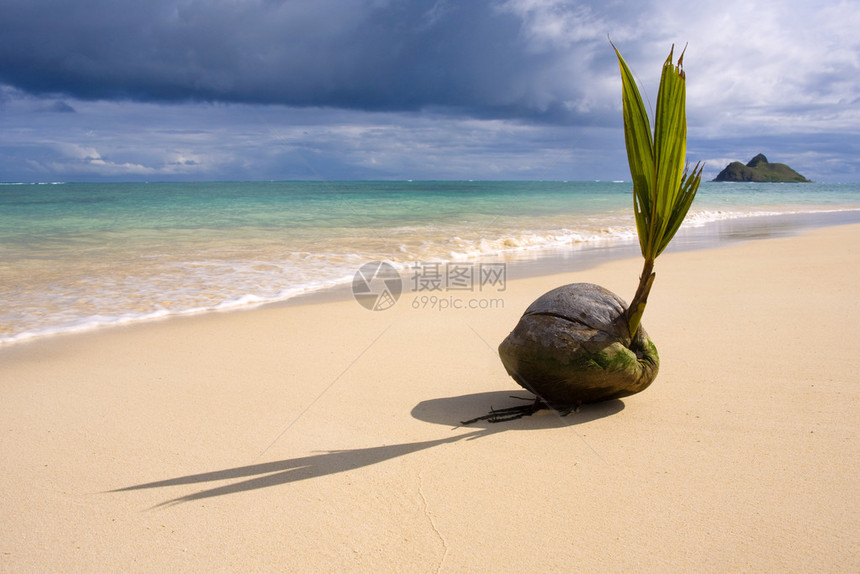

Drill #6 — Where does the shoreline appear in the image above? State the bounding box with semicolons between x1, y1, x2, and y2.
261;207;860;308
3;208;860;347
1;222;858;570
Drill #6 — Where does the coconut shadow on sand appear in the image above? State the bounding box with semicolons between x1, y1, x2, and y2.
110;392;623;509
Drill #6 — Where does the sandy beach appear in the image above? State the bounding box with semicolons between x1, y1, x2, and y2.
1;223;858;572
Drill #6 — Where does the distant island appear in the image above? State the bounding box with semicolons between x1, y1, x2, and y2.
713;154;811;182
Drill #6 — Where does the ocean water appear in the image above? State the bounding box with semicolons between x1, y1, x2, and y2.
2;180;859;344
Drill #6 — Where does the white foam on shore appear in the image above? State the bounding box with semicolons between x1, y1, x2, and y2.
3;205;860;347
0;274;357;346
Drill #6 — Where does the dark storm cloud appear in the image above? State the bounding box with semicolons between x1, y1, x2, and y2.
40;101;76;113
0;0;615;122
2;0;858;181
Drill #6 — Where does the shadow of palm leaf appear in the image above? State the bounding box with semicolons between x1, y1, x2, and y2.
112;433;482;508
112;392;623;508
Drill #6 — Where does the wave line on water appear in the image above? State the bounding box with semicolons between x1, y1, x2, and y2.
2;181;858;345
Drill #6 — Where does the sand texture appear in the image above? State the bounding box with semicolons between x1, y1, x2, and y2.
1;224;858;571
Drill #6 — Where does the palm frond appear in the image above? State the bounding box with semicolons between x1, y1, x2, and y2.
612;42;703;336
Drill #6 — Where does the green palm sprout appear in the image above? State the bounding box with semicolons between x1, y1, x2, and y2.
613;42;703;338
468;44;703;423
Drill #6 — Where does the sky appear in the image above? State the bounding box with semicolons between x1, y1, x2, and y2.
1;0;858;182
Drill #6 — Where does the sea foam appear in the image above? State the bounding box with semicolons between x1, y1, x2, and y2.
2;180;859;345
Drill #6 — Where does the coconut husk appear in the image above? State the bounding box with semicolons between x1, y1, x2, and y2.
497;282;659;410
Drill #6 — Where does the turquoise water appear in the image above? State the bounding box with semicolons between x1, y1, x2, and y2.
2;180;859;343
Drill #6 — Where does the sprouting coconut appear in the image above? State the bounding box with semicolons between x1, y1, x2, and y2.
464;43;703;424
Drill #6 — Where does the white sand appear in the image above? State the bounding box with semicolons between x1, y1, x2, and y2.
1;224;858;571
